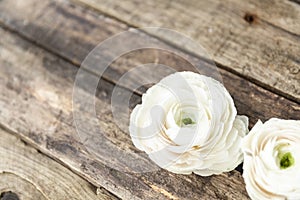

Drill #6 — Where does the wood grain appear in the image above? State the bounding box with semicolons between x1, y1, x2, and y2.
0;128;116;200
0;0;299;199
0;0;298;126
228;0;300;36
0;0;128;65
0;27;251;199
70;0;300;103
0;173;46;200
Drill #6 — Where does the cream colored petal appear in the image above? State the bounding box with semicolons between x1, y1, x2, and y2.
129;71;248;175
242;119;300;200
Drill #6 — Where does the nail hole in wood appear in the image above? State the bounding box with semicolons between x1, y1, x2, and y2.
0;191;19;200
244;13;256;24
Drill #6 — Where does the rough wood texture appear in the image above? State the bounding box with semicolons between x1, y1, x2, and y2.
0;27;252;199
71;0;300;103
0;0;299;199
0;0;127;65
230;0;300;36
0;0;298;126
0;128;116;200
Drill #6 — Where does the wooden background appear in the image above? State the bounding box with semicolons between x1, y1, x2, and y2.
0;0;299;199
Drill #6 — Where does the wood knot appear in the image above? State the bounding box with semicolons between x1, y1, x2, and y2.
0;191;19;200
244;13;256;24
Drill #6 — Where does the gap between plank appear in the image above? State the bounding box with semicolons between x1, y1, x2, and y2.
67;0;300;105
0;21;133;96
288;0;300;6
0;5;296;198
0;19;247;184
0;123;121;200
1;17;298;107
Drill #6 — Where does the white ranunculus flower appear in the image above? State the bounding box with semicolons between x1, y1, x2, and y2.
129;71;248;176
242;118;300;200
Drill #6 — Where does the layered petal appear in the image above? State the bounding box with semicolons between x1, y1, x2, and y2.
130;71;249;175
242;118;300;200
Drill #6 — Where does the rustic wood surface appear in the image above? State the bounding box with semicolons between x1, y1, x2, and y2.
0;0;298;125
0;127;116;200
73;0;300;103
0;25;252;199
0;0;299;199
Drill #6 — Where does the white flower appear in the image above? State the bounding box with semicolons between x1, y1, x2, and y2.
242;118;300;200
129;71;248;176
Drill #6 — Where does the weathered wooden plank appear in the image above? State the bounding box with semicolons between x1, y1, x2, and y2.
0;0;299;199
0;173;46;200
0;0;298;126
0;0;127;65
0;128;116;200
70;0;300;103
0;27;251;199
227;0;300;36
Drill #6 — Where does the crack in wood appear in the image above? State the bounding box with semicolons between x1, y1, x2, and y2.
69;0;300;103
0;0;299;199
0;0;299;104
288;0;300;6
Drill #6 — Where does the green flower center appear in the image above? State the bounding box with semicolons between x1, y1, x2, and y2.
182;117;195;126
279;152;294;169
